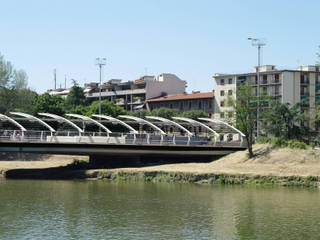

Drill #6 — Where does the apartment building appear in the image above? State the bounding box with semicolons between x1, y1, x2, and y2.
214;65;320;128
85;73;187;111
146;91;214;117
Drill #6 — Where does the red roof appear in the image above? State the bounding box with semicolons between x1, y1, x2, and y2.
147;92;214;102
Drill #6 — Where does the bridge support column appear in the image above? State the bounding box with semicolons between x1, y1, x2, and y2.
89;154;142;168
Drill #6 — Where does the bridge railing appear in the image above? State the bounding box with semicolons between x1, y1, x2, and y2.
0;130;245;147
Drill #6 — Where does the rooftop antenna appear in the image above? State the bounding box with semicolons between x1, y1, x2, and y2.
54;69;57;90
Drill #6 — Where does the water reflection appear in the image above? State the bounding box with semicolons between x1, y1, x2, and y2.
0;180;319;240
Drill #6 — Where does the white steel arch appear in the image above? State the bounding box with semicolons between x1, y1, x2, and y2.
119;115;166;135
172;117;220;138
92;115;138;134
66;114;112;134
198;118;245;137
146;116;193;136
0;114;27;131
10;112;56;132
38;113;83;134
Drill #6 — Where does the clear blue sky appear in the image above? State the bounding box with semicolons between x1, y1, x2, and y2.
0;0;319;93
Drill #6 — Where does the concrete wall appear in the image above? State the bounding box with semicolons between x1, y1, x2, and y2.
146;74;186;99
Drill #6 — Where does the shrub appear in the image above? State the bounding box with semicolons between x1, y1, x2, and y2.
286;140;308;149
256;136;271;144
271;137;287;147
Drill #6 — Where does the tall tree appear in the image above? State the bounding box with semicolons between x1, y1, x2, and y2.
65;81;87;109
262;100;308;140
227;85;256;158
33;93;66;115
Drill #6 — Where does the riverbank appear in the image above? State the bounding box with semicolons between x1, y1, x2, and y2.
2;144;320;187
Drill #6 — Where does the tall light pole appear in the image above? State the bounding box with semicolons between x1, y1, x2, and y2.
248;38;266;138
95;58;107;117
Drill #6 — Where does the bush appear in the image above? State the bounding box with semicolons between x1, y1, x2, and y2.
271;137;288;147
256;136;271;144
270;137;308;149
286;140;308;149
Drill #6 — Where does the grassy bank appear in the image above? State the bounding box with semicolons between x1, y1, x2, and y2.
3;167;320;187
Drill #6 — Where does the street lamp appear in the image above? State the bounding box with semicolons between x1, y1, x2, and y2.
95;58;107;118
248;38;266;138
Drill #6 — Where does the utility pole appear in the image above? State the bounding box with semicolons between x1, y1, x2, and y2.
95;58;107;119
54;69;57;90
248;38;266;138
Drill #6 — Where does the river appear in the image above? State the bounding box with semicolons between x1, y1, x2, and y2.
0;180;319;240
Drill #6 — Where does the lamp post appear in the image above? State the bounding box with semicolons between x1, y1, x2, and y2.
95;58;107;117
248;38;266;138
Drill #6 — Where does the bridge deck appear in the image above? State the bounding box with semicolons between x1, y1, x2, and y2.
0;141;246;157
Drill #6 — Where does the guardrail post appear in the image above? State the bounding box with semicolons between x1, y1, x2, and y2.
173;134;176;145
160;135;164;145
133;133;136;144
147;134;150;144
187;136;190;145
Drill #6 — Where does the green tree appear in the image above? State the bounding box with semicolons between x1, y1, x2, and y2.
86;100;126;117
65;82;87;109
0;53;30;114
179;110;207;120
33;93;66;115
129;110;150;118
227;85;256;158
262;100;308;140
150;107;179;119
13;89;38;114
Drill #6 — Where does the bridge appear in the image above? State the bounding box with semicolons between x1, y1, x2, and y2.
0;112;246;164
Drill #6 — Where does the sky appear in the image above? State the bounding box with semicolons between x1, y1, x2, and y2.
0;0;320;93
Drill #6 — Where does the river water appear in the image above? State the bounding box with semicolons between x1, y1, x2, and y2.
0;180;319;240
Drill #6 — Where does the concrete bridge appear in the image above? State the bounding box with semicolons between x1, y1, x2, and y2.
0;112;247;164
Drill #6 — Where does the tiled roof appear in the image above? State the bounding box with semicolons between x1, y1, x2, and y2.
146;92;214;102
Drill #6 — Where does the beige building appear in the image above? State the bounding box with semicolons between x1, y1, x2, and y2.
85;73;187;111
213;65;320;130
146;91;214;117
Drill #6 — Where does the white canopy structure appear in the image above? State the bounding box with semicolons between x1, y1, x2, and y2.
66;114;112;134
119;115;166;135
172;117;220;138
198;118;245;137
172;117;219;146
0;114;27;131
146;116;193;136
38;113;83;134
10;112;56;132
92;115;138;134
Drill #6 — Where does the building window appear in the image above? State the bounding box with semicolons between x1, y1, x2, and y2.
220;112;225;119
189;102;192;109
262;86;268;95
220;79;225;85
169;103;173;108
199;101;202;109
275;74;279;83
180;102;183;110
228;90;232;96
262;75;268;84
220;90;224;96
209;101;212;109
228;78;232;84
220;101;225;107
